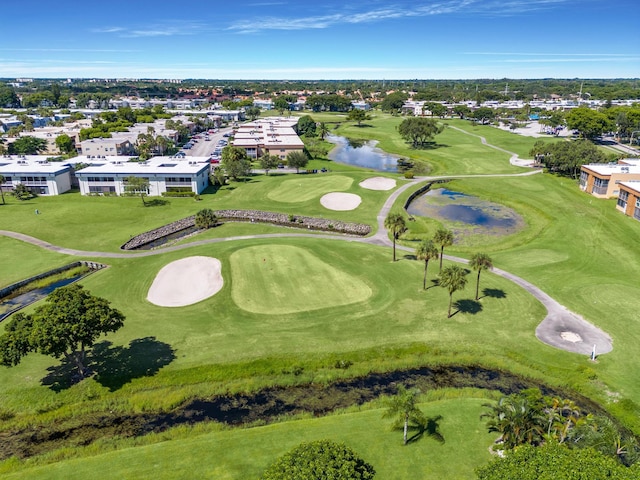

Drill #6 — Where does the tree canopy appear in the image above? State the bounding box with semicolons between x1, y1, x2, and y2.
286;150;309;173
296;115;317;136
397;117;445;148
348;108;370;126
566;107;614;140
8;136;48;155
124;176;150;205
529;138;608;178
261;440;375;480
221;146;252;180
0;284;125;379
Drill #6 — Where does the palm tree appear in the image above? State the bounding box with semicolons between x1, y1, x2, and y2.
382;385;425;445
0;174;5;205
318;122;329;140
439;265;467;318
384;212;407;262
415;239;439;289
469;253;493;300
433;228;454;273
481;395;546;449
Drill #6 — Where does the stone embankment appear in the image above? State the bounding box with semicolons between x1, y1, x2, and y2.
121;210;371;250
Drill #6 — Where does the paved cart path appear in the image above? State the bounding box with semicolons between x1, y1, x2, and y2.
0;169;613;356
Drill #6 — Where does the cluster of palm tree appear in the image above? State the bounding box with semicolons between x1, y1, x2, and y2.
136;126;172;160
481;389;640;466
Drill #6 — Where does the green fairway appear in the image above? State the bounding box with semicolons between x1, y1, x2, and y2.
267;175;354;202
229;244;372;314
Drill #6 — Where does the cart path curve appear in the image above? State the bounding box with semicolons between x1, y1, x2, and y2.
0;169;612;356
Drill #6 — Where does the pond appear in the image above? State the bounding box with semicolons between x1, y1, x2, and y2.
327;134;399;172
406;188;524;236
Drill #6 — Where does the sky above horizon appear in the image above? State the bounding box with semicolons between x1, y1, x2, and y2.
1;0;638;80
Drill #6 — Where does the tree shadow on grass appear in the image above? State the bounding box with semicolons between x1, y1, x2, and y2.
41;337;176;392
145;199;170;207
481;288;506;299
407;415;445;445
452;299;483;316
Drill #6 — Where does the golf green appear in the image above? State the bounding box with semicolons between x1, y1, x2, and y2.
267;175;353;203
229;244;372;314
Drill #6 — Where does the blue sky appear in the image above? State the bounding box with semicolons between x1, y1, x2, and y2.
1;0;638;79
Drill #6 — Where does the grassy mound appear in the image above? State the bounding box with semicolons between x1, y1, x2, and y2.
230;244;372;314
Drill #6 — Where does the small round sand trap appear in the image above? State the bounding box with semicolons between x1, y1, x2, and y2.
560;331;582;343
147;256;223;307
320;192;362;211
359;177;396;191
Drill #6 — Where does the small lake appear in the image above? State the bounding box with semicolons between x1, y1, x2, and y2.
407;188;524;236
327;134;399;172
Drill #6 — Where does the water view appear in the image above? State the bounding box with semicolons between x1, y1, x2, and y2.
327;134;399;172
406;188;524;235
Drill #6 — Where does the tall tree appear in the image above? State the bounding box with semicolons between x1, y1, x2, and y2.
469;253;493;300
286;150;309;173
382;385;425;445
0;284;125;379
433;228;454;273
566;107;614;140
272;96;290;115
55;134;75;154
439;265;468;318
124;175;150;206
8;136;48;155
397;117;445;148
416;239;439;289
221;146;252;180
348;108;370;126
318;122;329;140
259;153;279;176
296;115;316;136
384;212;407;262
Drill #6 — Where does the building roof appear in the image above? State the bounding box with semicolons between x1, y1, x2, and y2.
619;181;640;194
0;155;71;175
582;163;640;175
75;156;209;175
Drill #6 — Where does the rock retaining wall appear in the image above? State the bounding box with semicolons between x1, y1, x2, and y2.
121;210;371;250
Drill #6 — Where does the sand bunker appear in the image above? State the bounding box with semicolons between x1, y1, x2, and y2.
359;177;396;191
320;192;362;211
147;256;223;307
560;331;583;343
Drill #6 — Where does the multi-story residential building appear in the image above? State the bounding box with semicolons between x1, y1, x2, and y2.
232;117;304;160
579;161;640;198
0;155;72;195
80;138;134;156
75;156;210;196
616;181;640;222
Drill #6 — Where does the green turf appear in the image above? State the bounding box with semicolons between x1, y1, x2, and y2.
267;175;354;202
229;244;372;314
2;398;495;480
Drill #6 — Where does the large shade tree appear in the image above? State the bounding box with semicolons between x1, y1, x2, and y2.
0;284;125;380
384;212;407;262
221;146;252;180
439;265;468;318
286;150;309;173
397;117;445;148
416;239;439;289
469;253;493;300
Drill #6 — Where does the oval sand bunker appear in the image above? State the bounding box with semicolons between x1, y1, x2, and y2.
320;192;362;211
147;256;223;307
359;177;396;191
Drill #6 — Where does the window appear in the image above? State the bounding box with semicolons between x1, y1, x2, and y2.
617;190;628;208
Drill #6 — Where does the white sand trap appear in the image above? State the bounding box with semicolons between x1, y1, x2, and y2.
359;177;396;191
320;192;362;211
147;256;223;307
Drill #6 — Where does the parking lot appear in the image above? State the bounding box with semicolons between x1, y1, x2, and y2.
179;126;234;159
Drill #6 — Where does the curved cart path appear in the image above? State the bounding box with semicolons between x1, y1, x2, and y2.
0;170;612;356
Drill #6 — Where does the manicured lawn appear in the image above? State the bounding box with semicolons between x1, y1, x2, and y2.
2;398;495;480
267;175;353;202
0;236;72;288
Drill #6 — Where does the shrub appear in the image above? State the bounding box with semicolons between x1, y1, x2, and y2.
404;171;414;179
195;209;219;229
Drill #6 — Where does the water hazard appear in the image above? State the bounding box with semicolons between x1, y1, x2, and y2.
407;188;523;235
327;134;399;172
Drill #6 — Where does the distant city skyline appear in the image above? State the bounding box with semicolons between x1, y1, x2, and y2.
1;0;638;79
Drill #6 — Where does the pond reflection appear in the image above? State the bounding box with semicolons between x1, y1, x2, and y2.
327;134;398;172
